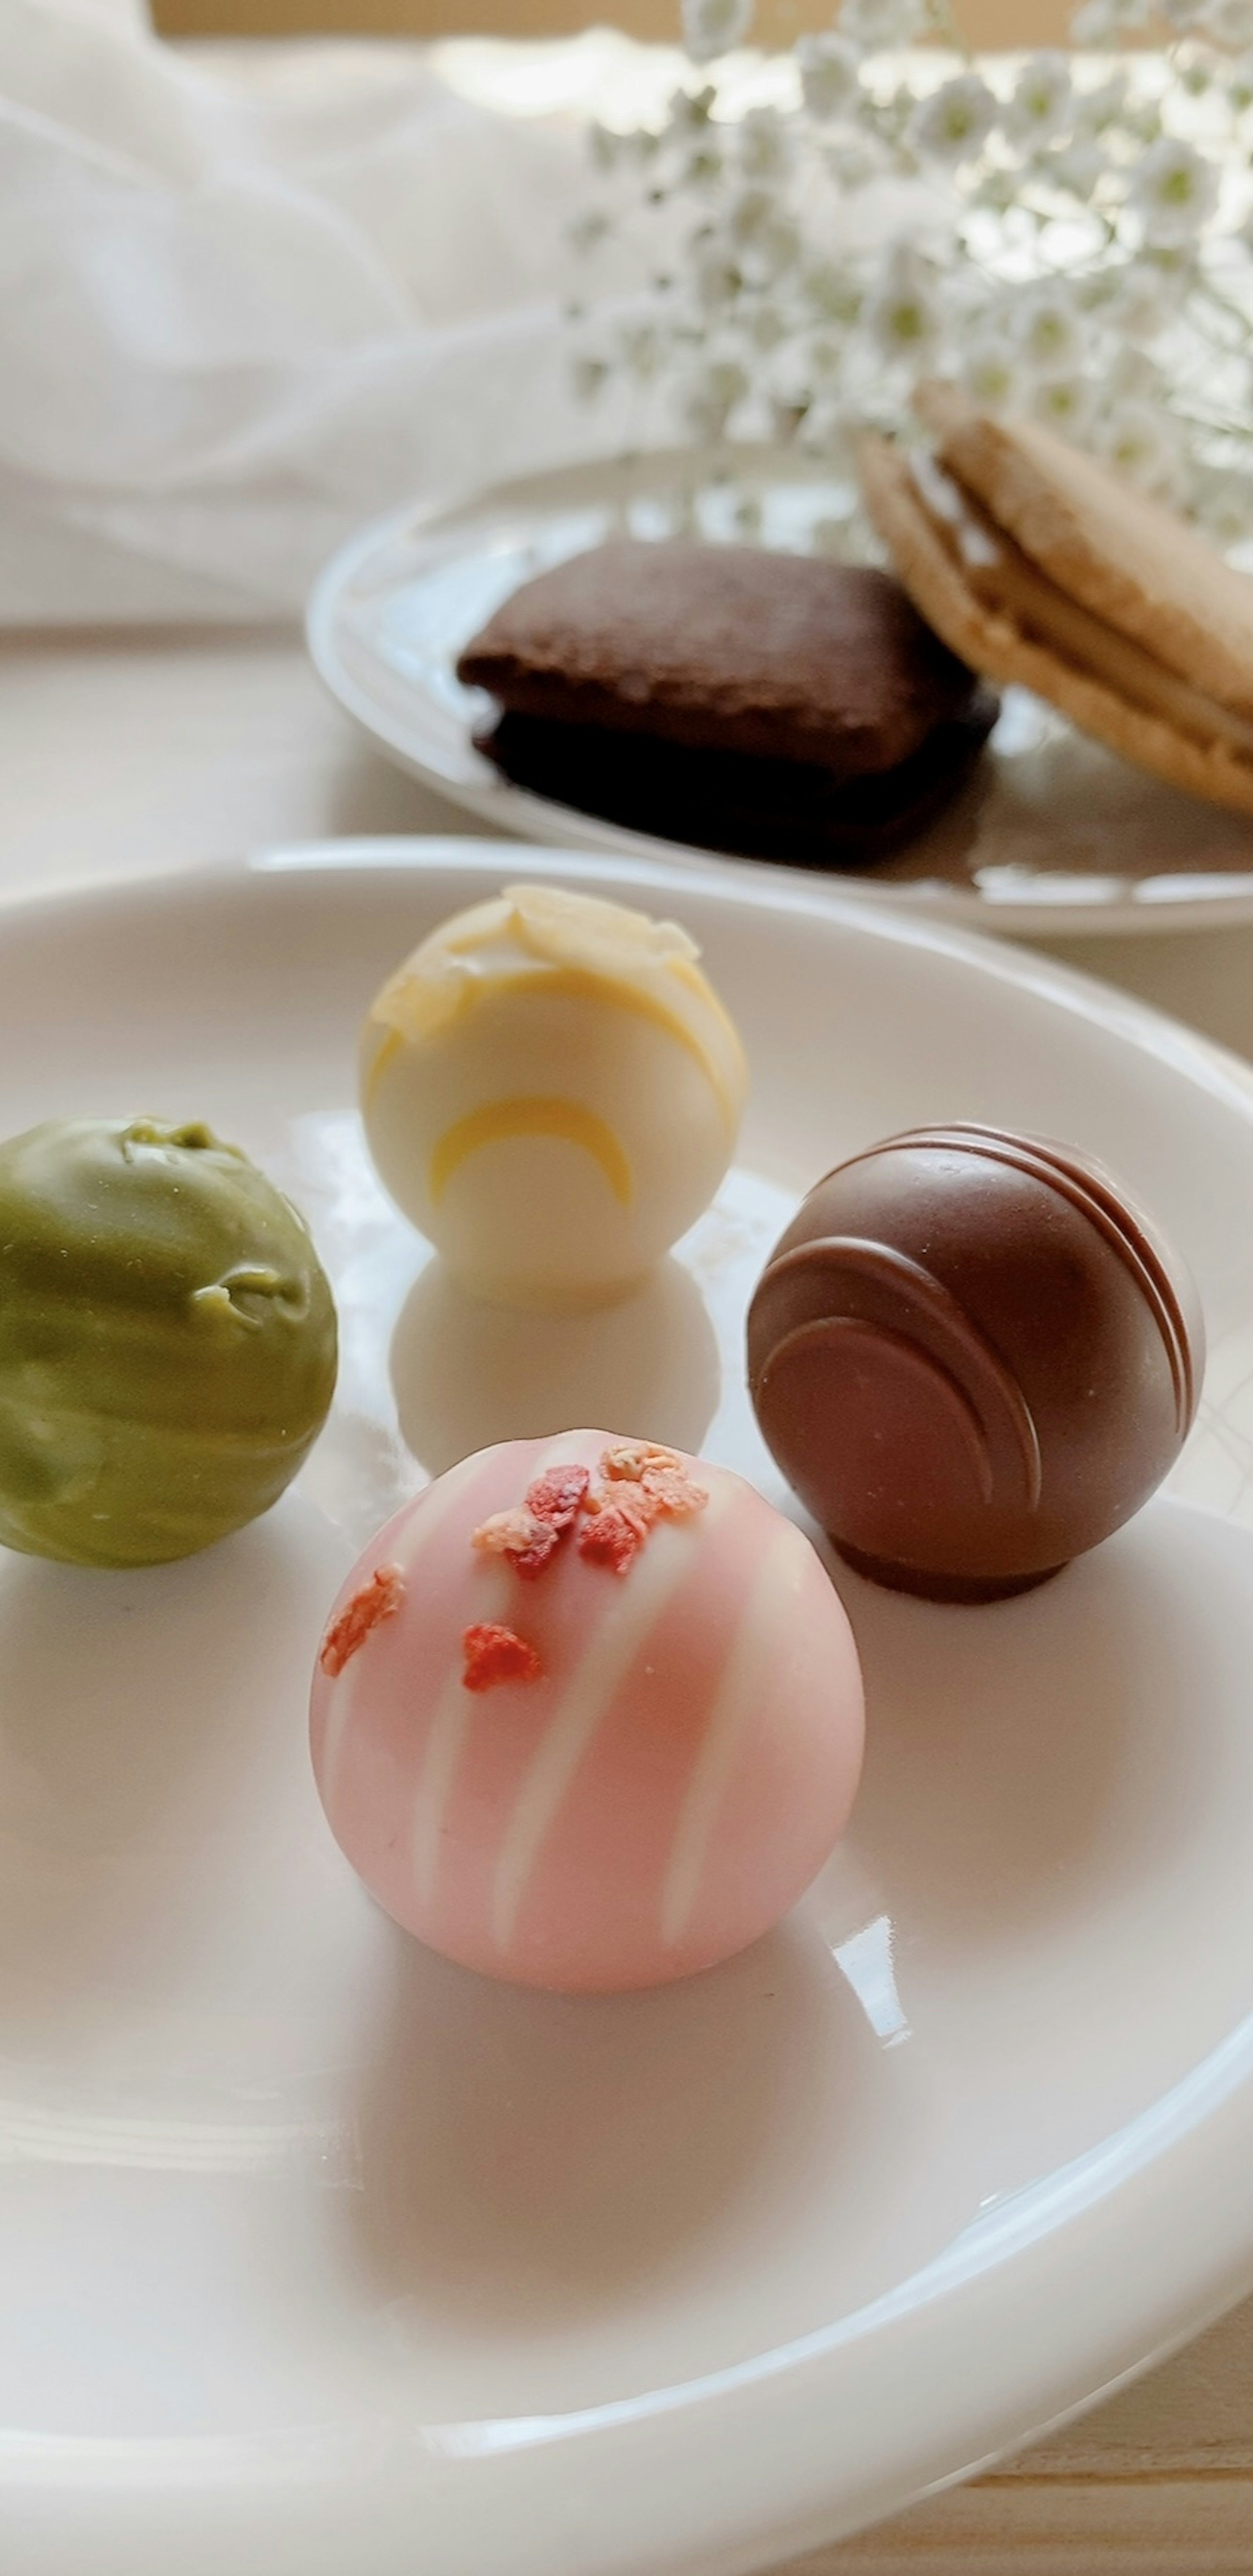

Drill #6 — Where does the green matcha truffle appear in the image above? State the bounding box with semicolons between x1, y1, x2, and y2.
0;1118;338;1567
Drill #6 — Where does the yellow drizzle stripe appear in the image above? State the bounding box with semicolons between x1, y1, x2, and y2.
361;1025;403;1107
370;964;746;1133
429;1098;632;1207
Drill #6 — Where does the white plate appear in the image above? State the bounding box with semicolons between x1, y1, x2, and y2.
2;840;1253;2576
306;451;1253;939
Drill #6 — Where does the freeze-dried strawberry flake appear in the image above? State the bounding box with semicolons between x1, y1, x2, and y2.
472;1460;592;1577
319;1563;404;1676
462;1623;544;1691
473;1504;550;1560
577;1504;648;1574
601;1442;675;1482
601;1443;707;1520
526;1461;590;1525
472;1446;707;1586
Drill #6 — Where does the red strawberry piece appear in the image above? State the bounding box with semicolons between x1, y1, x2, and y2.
640;1461;708;1520
513;1461;592;1574
509;1522;564;1579
462;1623;544;1692
319;1564;405;1677
577;1500;651;1573
525;1462;591;1528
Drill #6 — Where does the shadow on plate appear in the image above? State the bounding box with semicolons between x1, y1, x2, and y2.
838;1496;1231;1949
345;1907;951;2343
391;1254;720;1476
0;1504;343;2019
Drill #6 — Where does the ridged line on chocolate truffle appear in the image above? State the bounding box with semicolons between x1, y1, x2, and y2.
814;1125;1197;1438
748;1235;1044;1510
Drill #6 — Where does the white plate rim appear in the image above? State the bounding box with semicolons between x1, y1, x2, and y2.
1;839;1252;2575
304;477;1253;944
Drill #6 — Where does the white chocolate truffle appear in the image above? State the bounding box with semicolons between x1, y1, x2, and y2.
359;885;748;1308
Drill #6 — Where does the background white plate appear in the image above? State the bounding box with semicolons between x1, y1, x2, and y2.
306;453;1253;939
2;841;1253;2576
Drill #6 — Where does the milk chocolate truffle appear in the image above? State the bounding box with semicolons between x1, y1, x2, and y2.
0;1118;337;1568
746;1125;1203;1601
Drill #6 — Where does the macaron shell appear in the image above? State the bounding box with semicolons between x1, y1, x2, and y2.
859;432;1253;818
915;377;1253;720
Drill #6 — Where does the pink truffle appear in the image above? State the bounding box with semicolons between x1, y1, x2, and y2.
309;1431;864;1993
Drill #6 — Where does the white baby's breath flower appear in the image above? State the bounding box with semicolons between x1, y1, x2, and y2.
1074;74;1130;136
1103;260;1171;337
570;0;1253;549
1047;138;1106;200
797;33;860;119
864;243;939;357
1131;136;1220;243
795;401;854;464
1145;245;1205;314
731;191;802;274
1195;469;1253;546
962;333;1021;406
748;300;789;349
771;393;813;443
827;136;884;187
804;258;863;322
685;356;751;438
684;144;725;187
1104;339;1167;400
972;164;1021;213
1008;53;1073;148
1227;49;1253;106
693;239;743;308
838;0;931;49
1122;98;1164;146
1096;397;1183;492
571;355;608;401
908;73;998;166
668;82;716;130
807;398;858;458
729;186;781;244
1031;373;1096;434
1018;288;1090;377
737;106;794;179
588;122;623;174
621;322;662;379
756;217;803;276
681;0;754;65
807;331;845;375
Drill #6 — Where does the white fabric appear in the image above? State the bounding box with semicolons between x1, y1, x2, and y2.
0;4;674;624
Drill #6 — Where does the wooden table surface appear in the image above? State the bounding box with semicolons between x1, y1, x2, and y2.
2;626;1251;2576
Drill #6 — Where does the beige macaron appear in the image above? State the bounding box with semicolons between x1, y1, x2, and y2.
860;382;1253;816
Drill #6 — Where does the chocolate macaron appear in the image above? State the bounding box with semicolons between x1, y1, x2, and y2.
747;1124;1204;1602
